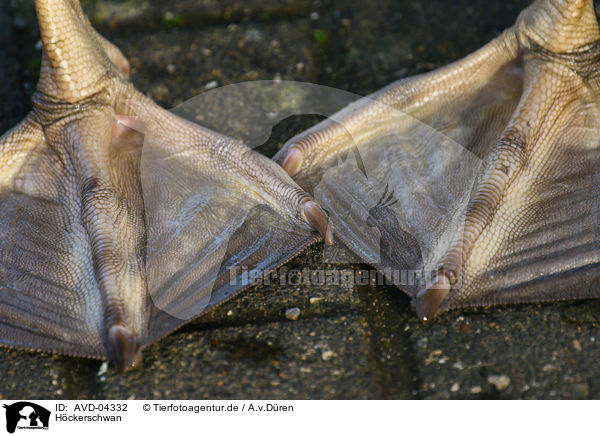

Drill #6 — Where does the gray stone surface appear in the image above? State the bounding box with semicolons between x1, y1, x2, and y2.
1;0;599;399
0;0;28;133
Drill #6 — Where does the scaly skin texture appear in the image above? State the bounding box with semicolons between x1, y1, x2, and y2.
0;0;331;371
277;0;600;320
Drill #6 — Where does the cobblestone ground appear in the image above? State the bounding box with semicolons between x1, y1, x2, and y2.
1;0;599;399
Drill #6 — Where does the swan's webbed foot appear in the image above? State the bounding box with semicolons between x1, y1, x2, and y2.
0;0;330;371
277;0;600;319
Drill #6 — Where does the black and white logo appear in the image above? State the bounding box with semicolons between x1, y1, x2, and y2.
3;402;50;433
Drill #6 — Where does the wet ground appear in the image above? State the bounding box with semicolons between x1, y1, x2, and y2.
1;0;599;399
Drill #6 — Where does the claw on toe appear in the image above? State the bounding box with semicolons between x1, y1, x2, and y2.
112;116;146;151
115;115;146;134
415;273;451;321
282;147;303;177
106;324;142;372
303;200;334;245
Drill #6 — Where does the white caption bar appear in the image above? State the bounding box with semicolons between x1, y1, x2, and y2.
0;400;596;435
